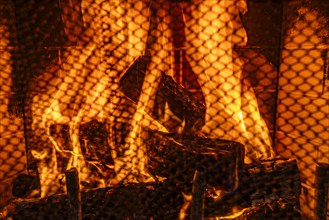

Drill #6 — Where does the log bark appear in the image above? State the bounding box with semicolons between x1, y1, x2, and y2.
119;56;206;132
205;159;301;219
146;130;245;192
10;159;301;219
11;181;183;220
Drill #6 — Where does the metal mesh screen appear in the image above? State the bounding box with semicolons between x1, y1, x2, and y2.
0;0;328;219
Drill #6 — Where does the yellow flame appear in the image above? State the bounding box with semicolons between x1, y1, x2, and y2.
31;0;275;196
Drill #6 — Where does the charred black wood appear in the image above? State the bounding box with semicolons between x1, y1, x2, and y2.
119;56;206;133
79;120;116;183
65;168;82;220
146;130;244;192
11;181;184;220
10;159;301;220
314;163;329;220
12;173;40;199
205;159;301;219
79;120;114;166
207;196;301;220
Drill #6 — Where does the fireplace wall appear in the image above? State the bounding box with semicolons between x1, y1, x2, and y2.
0;0;26;208
276;1;329;217
0;0;328;219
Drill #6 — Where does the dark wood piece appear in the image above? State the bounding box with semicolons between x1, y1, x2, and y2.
119;56;206;133
191;170;206;220
65;167;82;220
146;130;245;192
11;159;301;219
314;163;329;220
12;173;40;199
205;159;301;219
11;182;183;220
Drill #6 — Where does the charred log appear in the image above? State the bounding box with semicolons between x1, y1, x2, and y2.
12;173;40;199
119;56;206;133
205;159;301;219
210;196;301;220
11;181;184;220
79;120;114;167
146;130;244;192
9;159;301;220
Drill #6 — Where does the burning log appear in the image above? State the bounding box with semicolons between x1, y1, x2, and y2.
146;130;245;192
206;197;300;220
205;159;302;219
12;172;40;199
144;131;301;219
119;56;206;133
10;181;184;220
9;116;298;220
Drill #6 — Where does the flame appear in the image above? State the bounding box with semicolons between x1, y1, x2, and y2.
31;43;110;196
214;208;249;219
121;0;275;184
30;0;275;197
204;206;251;219
30;1;129;197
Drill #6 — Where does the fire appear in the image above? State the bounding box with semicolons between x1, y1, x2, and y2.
211;208;249;220
29;0;275;197
30;1;126;196
121;0;275;183
31;43;110;196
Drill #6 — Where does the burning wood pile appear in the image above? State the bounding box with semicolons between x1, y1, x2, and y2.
9;161;301;220
4;59;302;219
1;0;306;219
8;154;301;219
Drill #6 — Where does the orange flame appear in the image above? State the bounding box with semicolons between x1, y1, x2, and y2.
30;0;275;197
121;0;275;184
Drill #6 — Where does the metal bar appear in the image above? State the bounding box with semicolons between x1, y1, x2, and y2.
314;163;329;220
65;167;82;220
191;170;206;220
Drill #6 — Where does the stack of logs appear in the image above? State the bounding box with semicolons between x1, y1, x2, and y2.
6;57;303;219
9;159;302;219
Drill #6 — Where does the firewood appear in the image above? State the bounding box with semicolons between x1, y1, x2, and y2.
205;159;301;219
119;56;206;132
10;159;301;220
12;173;40;199
207;196;301;220
146;130;245;192
11;181;184;220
